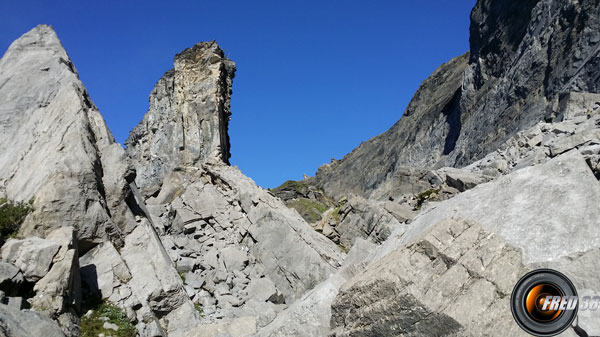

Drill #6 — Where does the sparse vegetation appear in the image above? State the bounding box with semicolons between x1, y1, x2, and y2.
0;197;33;245
330;206;342;222
194;302;205;317
276;180;310;191
80;301;137;337
415;188;441;210
287;198;329;223
337;244;349;253
179;272;186;283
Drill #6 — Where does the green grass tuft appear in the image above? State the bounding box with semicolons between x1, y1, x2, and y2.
337;244;349;253
287;199;329;223
415;188;441;209
80;301;137;337
194;302;205;317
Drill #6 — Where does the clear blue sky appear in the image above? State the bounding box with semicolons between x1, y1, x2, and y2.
0;1;475;188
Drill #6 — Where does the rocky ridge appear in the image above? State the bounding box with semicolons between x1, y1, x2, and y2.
0;24;343;337
0;0;599;336
309;0;600;200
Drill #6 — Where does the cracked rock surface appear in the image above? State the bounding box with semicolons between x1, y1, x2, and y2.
1;0;600;335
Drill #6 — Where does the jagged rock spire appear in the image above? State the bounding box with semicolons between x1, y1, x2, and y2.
125;41;236;195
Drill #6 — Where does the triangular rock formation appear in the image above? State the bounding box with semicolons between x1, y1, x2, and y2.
0;24;131;250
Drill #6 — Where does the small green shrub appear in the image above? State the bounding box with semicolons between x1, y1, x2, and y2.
415;188;441;210
80;301;137;337
330;206;342;222
0;198;33;245
179;272;186;283
194;302;205;317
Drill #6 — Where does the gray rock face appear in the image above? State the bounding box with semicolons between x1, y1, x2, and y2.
0;25;125;246
0;304;66;337
309;53;469;199
0;262;23;295
330;218;529;337
465;97;600;177
79;241;131;301
146;163;343;327
3;2;599;335
310;0;600;200
314;195;405;249
256;238;376;337
126;42;236;194
0;227;81;336
31;227;81;318
329;149;600;336
380;150;600;265
1;237;60;282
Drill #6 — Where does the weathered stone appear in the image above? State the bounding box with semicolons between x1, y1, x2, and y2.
125;41;236;194
183;316;256;337
555;92;600;120
6;297;25;310
220;247;248;272
256;239;377;337
184;272;205;289
80;241;131;300
330;218;528;337
245;278;279;303
28;227;81;334
120;222;190;315
380;151;600;265
0;262;23;295
333;195;404;248
31;249;80;315
0;303;66;337
437;167;491;192
310;0;600;201
0;25;123;244
45;227;77;263
103;321;119;331
177;257;197;274
1;237;60;282
382;201;415;223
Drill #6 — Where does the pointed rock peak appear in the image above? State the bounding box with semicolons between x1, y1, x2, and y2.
0;24;78;81
0;26;125;245
2;25;68;62
126;40;236;195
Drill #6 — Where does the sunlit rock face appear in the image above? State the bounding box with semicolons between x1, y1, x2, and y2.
125;41;236;195
310;0;600;201
0;0;599;336
0;24;125;246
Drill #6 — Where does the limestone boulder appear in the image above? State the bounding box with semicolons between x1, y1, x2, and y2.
79;241;131;300
0;262;23;296
0;304;66;337
1;237;60;282
256;239;376;337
